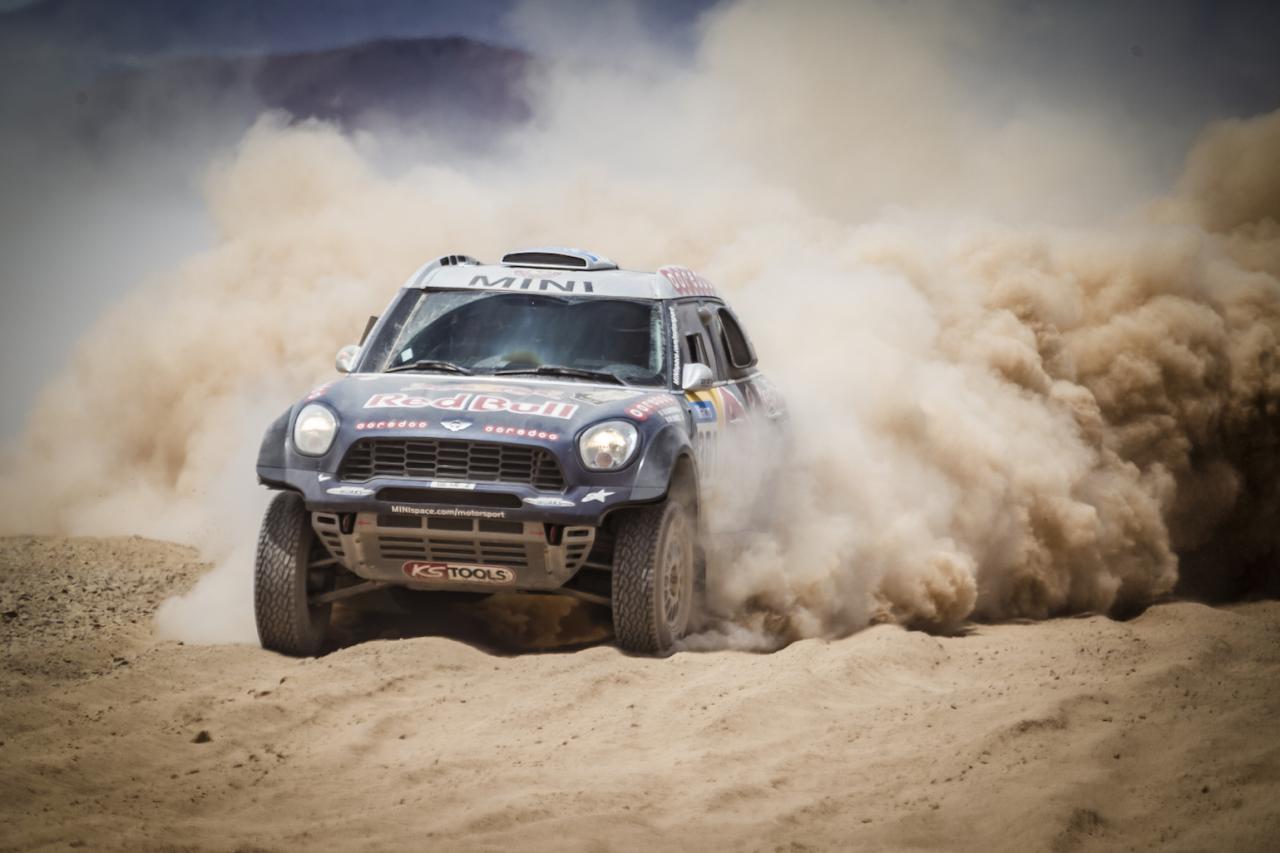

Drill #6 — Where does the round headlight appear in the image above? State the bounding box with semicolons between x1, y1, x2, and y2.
578;420;639;471
293;403;338;456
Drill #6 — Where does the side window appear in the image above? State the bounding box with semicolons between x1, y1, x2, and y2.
698;305;732;383
695;300;752;381
717;307;757;370
685;331;710;367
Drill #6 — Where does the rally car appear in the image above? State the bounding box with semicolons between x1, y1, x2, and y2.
254;248;785;656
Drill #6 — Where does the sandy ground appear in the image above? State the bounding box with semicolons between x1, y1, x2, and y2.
1;535;1279;852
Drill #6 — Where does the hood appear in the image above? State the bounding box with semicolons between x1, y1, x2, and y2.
305;372;681;443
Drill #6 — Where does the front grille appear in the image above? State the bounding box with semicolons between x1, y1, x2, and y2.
339;438;566;490
377;534;532;569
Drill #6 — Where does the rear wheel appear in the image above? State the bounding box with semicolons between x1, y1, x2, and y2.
611;499;696;654
254;492;333;656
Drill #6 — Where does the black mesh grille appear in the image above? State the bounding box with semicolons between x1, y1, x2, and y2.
339;438;566;491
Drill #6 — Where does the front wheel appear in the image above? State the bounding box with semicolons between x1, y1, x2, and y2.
611;499;697;654
254;492;333;656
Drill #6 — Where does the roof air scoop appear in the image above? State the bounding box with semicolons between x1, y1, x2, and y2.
406;253;480;288
500;247;618;271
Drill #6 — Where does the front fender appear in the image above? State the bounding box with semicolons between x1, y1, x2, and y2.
256;407;292;487
627;422;696;502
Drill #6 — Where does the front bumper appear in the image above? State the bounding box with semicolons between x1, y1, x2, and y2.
259;467;658;593
311;510;596;592
258;466;666;525
258;412;680;593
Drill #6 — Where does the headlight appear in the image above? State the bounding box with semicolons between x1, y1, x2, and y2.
579;420;639;471
293;403;338;456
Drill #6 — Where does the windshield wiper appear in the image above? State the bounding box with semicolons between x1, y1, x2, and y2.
494;365;626;385
385;359;472;375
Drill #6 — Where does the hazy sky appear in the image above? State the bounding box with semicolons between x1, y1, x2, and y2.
2;0;1277;129
0;0;1278;438
0;0;717;54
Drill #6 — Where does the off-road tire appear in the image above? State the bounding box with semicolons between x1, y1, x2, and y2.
611;499;696;655
254;492;332;657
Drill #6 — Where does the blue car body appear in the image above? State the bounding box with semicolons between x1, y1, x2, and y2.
255;249;784;598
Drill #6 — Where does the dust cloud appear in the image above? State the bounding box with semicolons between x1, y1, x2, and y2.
0;1;1276;647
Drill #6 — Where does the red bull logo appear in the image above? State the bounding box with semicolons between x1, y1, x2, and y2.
364;393;578;420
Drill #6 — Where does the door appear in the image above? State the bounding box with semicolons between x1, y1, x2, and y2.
673;300;752;479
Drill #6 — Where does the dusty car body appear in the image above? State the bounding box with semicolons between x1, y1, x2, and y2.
253;248;785;655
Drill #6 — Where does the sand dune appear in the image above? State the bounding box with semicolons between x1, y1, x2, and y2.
1;535;1277;851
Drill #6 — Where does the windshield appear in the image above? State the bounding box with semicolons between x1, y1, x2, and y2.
374;290;667;385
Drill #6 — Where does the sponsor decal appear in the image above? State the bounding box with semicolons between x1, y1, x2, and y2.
483;424;560;440
326;485;374;497
469;393;578;419
687;388;749;427
468;274;595;294
441;419;472;432
402;562;516;585
364;392;578;420
366;391;468;410
389;504;506;519
690;399;717;423
670;305;681;386
659;265;717;297
317;473;332;482
582;489;615;504
428;481;475;490
716;386;749;424
627;393;683;421
305;381;335;401
355;420;429;430
523;496;576;508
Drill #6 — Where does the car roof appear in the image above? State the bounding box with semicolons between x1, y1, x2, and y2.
401;251;721;301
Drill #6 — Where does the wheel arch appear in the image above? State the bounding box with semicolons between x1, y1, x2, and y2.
628;422;699;506
256;407;293;486
667;451;699;516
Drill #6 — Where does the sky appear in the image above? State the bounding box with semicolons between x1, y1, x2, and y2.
0;0;717;55
0;0;1278;438
2;1;1278;125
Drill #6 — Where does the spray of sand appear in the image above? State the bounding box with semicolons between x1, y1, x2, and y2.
0;1;1276;647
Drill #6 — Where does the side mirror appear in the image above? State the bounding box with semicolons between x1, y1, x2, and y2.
335;344;361;374
681;362;714;392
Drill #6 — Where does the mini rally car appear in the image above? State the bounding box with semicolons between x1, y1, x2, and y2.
253;248;785;656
